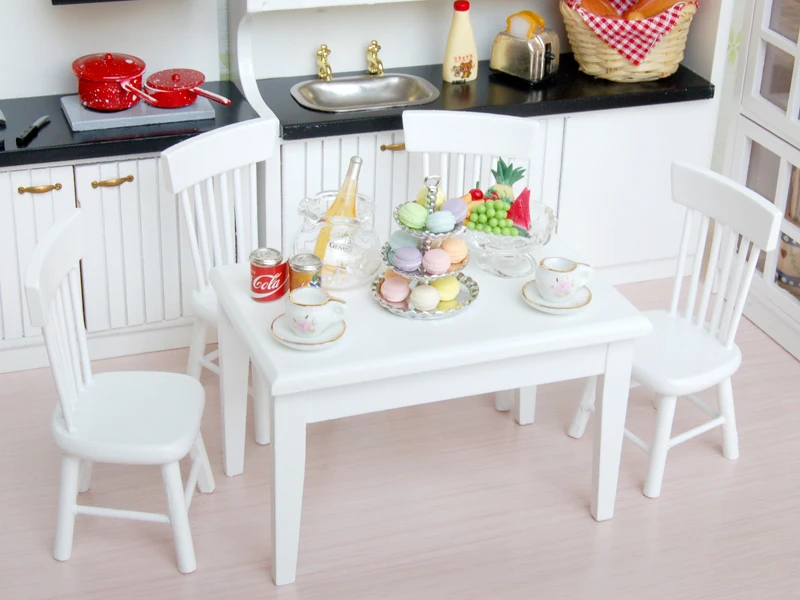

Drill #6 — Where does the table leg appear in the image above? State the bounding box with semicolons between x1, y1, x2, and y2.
513;386;537;425
217;304;250;477
271;395;306;586
591;341;634;522
495;390;514;411
252;363;271;446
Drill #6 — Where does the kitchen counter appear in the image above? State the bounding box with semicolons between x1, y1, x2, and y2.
258;54;715;141
0;81;259;169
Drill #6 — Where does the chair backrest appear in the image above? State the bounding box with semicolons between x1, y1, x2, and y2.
670;162;783;348
160;118;278;292
25;209;93;433
402;111;541;198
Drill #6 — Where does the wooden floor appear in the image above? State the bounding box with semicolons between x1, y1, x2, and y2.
1;279;799;600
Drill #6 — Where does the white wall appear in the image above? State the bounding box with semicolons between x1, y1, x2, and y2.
0;0;220;100
242;0;567;79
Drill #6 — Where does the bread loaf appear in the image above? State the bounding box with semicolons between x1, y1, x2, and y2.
624;0;679;19
581;0;622;18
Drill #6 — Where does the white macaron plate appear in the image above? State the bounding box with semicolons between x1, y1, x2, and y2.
521;280;592;315
270;314;346;351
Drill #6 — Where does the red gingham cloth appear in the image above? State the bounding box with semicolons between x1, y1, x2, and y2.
564;0;698;66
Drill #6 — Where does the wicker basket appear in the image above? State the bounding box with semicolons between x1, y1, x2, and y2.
560;0;697;83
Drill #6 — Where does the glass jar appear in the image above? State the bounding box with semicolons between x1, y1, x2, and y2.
292;191;382;290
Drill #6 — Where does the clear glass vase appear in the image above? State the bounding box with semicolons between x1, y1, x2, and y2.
292;191;382;290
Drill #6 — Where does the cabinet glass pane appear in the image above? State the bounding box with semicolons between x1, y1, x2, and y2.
760;44;794;113
746;140;781;201
787;166;800;225
769;0;800;43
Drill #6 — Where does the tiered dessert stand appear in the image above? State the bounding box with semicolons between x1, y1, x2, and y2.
372;176;480;319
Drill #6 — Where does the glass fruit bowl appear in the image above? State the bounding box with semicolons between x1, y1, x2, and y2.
464;202;557;278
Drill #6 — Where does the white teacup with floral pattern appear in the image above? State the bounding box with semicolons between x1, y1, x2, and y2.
535;257;593;304
285;287;347;338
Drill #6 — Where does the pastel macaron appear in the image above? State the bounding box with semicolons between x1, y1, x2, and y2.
440;237;469;264
388;230;419;251
398;202;428;230
426;210;457;234
422;248;451;275
392;247;423;272
431;276;460;302
409;284;440;311
381;277;411;302
440;198;468;223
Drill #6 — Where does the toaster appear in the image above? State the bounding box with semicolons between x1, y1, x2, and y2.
490;11;560;84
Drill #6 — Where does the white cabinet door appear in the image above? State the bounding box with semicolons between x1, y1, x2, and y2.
557;102;715;280
0;166;76;341
75;158;193;333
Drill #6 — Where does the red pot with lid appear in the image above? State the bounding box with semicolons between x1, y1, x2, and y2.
72;52;158;112
144;69;231;109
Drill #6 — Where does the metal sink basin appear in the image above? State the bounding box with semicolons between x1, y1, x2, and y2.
290;74;440;113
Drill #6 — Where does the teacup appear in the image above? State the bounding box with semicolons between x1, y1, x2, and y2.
285;287;347;337
535;257;593;303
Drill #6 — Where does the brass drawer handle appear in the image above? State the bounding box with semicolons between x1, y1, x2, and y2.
18;183;62;195
92;175;134;189
380;143;406;152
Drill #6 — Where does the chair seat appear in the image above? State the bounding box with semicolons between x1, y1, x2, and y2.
51;371;205;465
192;288;218;326
632;310;742;397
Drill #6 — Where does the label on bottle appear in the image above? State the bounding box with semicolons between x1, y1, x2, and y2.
449;54;475;82
323;226;355;269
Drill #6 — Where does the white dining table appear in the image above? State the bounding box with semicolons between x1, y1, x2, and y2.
210;235;652;585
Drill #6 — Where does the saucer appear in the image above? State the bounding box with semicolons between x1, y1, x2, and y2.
270;314;346;351
522;279;592;315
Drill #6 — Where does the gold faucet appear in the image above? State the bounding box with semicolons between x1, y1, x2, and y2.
317;44;332;82
366;40;384;77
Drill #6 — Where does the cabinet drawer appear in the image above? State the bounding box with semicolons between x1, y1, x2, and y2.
0;166;76;341
76;159;195;333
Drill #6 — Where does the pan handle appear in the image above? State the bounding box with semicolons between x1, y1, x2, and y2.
120;80;160;105
192;87;232;106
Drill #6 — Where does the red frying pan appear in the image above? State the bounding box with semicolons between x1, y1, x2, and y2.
144;69;231;109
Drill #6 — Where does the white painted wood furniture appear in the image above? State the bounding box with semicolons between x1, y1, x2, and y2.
210;234;651;585
402;109;542;423
25;209;215;574
725;0;800;360
161;119;278;446
565;163;782;499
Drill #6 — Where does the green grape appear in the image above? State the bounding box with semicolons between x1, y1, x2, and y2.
486;208;496;218
505;219;514;228
475;223;484;231
492;226;502;235
497;210;507;220
466;221;476;230
478;214;488;224
469;212;479;223
475;204;487;214
501;227;511;236
510;228;520;237
488;217;499;227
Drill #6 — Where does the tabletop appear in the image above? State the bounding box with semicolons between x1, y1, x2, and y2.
210;236;651;397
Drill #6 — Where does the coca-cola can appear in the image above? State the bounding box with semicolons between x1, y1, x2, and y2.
250;248;287;302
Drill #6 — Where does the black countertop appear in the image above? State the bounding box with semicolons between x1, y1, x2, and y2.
258;54;715;141
0;81;259;169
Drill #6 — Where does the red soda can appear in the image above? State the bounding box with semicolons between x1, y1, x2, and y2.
250;248;287;302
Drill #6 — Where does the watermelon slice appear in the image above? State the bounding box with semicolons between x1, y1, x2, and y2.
507;188;531;230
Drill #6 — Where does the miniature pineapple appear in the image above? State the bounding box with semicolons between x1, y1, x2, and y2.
488;158;526;203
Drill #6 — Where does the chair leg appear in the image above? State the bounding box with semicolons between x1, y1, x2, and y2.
513;386;537;425
717;377;740;461
190;433;216;494
567;376;597;439
162;462;196;574
186;321;208;380
54;455;81;561
252;363;271;446
495;390;514;412
643;395;677;499
78;460;93;493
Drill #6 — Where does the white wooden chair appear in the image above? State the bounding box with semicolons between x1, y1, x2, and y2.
25;209;215;574
402;110;541;423
565;162;782;498
160;118;278;446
